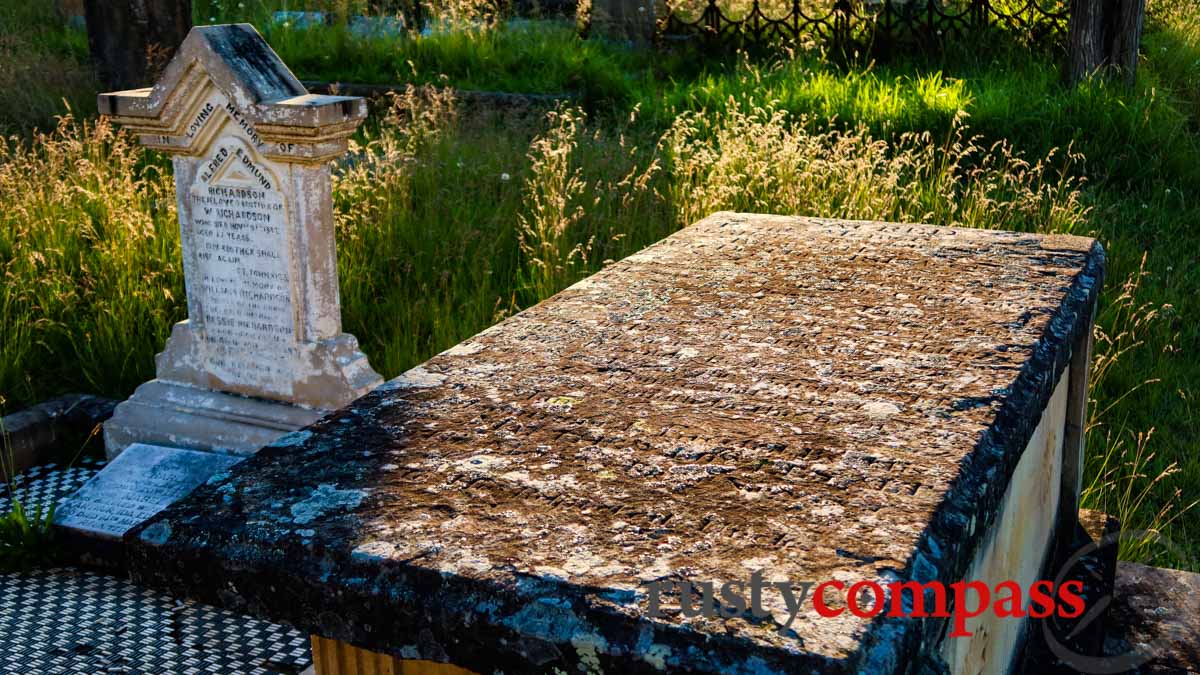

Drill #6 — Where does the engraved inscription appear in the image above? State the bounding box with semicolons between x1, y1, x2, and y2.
55;444;243;540
224;100;266;149
189;137;295;390
186;101;216;139
57;469;194;537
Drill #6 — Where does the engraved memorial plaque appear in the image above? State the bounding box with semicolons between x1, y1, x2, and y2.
55;443;243;541
188;137;296;392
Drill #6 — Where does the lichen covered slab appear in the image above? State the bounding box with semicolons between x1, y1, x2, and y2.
128;213;1104;673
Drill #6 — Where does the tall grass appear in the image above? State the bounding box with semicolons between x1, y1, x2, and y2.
517;107;591;301
1143;0;1200;125
0;116;183;404
330;84;522;369
330;92;667;372
664;103;1089;234
0;3;96;134
1081;254;1196;566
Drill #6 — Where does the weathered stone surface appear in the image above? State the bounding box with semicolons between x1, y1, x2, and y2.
1106;563;1200;674
103;381;326;457
128;214;1104;673
589;0;656;42
99;24;383;458
55;443;243;541
0;394;117;480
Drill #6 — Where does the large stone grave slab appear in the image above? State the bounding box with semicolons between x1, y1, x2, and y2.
125;214;1104;674
98;24;382;459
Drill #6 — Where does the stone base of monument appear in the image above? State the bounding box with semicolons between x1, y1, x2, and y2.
104;322;382;459
1107;563;1200;673
103;380;327;459
1015;510;1121;674
53;443;243;567
0;394;116;480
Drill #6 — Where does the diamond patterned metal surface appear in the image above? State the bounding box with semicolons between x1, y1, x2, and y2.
1;458;106;514
1;462;313;674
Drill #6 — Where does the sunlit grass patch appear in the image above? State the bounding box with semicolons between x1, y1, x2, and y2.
0;2;96;134
663;100;1089;235
0;116;183;404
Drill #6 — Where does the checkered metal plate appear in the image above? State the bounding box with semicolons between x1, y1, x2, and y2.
2;459;107;515
1;462;313;674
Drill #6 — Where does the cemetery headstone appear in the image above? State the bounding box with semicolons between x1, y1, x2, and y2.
99;24;383;460
589;0;656;43
55;25;383;558
126;213;1104;674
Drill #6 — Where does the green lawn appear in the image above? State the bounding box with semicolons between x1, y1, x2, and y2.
1;0;1196;568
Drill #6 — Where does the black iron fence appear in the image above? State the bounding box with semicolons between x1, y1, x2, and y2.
659;0;1071;52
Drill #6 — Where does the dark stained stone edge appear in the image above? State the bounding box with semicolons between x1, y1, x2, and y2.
851;238;1106;675
200;24;308;103
125;475;846;673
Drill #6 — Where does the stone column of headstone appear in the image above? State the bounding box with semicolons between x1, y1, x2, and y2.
99;24;384;459
589;0;657;43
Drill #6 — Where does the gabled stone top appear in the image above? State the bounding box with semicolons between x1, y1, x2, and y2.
128;214;1105;673
98;24;365;163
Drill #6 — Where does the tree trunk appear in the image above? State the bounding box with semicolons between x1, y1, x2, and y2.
83;0;192;91
1066;0;1110;84
1107;0;1145;87
1066;0;1144;87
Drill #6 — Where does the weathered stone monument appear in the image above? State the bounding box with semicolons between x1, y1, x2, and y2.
55;24;381;552
589;0;656;43
99;24;382;459
127;214;1103;674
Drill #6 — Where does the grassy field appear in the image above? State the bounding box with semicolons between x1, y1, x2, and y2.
1;0;1197;568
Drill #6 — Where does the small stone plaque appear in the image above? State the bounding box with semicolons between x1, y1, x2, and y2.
55;443;243;541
